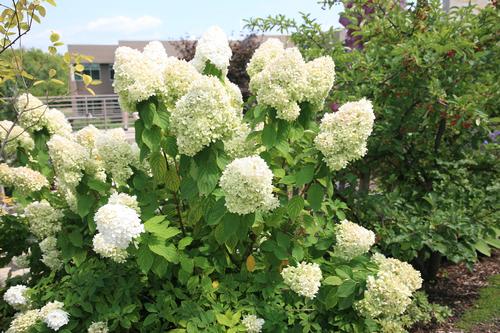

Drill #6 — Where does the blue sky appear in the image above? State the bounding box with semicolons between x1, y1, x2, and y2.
22;0;343;51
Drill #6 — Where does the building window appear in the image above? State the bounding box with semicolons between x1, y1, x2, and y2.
75;63;100;81
110;65;115;81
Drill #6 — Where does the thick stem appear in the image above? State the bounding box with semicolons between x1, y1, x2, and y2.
162;150;186;236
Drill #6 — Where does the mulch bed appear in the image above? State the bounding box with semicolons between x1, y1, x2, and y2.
411;251;500;333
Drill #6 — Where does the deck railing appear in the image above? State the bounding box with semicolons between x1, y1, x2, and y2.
28;94;130;130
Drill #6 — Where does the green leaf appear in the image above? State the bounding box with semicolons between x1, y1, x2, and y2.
336;280;357;298
149;241;178;263
474;240;491;256
68;230;83;247
296;165;315;186
307;183;324;211
195;150;220;196
149;151;167;184
137;245;154;273
287;196;304;220
142;126;162;151
292;245;304;261
77;193;94;218
178;237;193;250
323;276;343;286
262;123;277;148
138;100;158;129
165;168;180;191
162;136;178;157
203;61;223;79
214;214;240;245
206;198;227;225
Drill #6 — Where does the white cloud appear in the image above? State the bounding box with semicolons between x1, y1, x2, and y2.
85;15;162;33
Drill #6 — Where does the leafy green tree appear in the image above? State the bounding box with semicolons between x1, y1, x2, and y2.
0;48;68;97
246;0;500;279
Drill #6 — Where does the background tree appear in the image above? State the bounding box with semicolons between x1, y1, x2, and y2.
246;0;500;279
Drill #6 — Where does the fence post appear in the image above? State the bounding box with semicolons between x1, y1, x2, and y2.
103;98;108;129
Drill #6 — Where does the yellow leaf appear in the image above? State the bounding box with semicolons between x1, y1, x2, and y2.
91;79;101;86
50;32;59;43
63;52;71;64
33;80;45;86
86;87;96;96
74;64;84;72
50;78;64;85
212;280;219;289
82;74;92;85
246;255;256;272
48;68;56;78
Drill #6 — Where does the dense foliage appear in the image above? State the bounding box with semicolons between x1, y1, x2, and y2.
0;49;69;97
246;0;500;279
0;25;450;333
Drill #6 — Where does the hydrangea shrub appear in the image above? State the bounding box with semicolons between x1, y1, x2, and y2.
0;26;432;333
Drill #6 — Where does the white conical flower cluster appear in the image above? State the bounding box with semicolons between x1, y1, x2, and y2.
0;163;48;194
281;262;323;299
242;314;265;333
88;321;109;333
356;253;423;319
23;200;63;239
219;155;279;215
315;98;375;171
16;93;72;137
335;220;375;260
191;26;232;75
39;236;62;270
170;76;242;156
248;39;335;121
0;120;34;155
113;41;167;111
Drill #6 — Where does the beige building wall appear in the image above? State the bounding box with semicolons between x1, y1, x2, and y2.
444;0;490;10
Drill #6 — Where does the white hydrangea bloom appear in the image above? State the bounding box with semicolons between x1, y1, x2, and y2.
163;57;202;108
16;93;72;137
40;301;68;331
92;233;129;263
170;76;242;156
44;108;73;137
0;163;48;194
249;47;307;121
6;309;40;333
24;200;63;239
39;236;62;271
75;124;101;149
16;93;49;132
191;26;232;75
247;38;284;78
281;262;323;299
47;134;88;192
95;128;137;184
0;120;34;155
113;46;164;111
303;56;336;108
242;314;265;333
88;321;109;333
223;122;259;159
3;285;29;309
40;301;64;318
356;253;422;319
94;203;143;249
75;125;107;182
315;98;375;171
43;309;69;331
335;220;375;260
108;192;140;213
219;155;279;215
143;41;169;70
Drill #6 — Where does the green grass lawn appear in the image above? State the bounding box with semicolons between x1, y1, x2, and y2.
456;274;500;332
